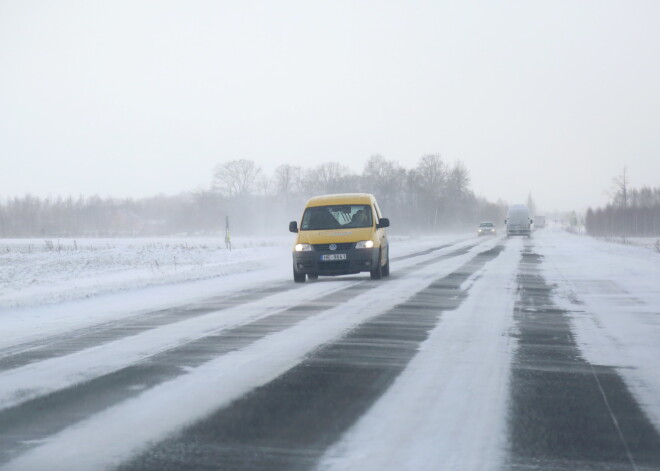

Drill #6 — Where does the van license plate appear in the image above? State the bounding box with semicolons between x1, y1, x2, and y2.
321;254;347;261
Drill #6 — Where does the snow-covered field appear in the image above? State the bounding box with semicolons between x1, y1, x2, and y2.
0;236;290;309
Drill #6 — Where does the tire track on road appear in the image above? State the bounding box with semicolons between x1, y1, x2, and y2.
0;283;297;372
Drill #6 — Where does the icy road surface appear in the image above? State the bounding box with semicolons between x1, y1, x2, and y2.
0;231;659;471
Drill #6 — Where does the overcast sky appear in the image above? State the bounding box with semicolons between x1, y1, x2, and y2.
1;0;659;212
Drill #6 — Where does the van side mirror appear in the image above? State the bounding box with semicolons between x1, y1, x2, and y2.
504;219;507;224
377;218;390;229
530;219;534;224
289;221;298;233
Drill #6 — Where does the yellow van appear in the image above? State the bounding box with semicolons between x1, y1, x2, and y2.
288;193;390;282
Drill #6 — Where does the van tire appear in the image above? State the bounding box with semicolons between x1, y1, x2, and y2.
293;269;306;283
370;251;383;280
382;254;390;277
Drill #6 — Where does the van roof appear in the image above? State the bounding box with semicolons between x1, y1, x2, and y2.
305;193;375;207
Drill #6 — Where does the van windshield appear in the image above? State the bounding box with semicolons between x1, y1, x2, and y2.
508;210;529;219
301;205;373;230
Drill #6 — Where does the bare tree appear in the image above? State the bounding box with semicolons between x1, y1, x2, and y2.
611;166;630;241
611;166;630;209
212;159;262;197
447;161;471;198
415;154;446;196
362;155;407;204
274;164;302;195
255;174;273;197
303;162;352;194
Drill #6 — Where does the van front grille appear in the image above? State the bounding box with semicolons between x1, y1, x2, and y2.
313;243;354;251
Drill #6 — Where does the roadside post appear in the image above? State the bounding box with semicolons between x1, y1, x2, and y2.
225;216;231;251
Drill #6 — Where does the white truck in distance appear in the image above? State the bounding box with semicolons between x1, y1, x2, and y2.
534;215;546;229
505;204;532;237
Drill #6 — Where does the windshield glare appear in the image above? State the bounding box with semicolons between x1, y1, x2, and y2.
301;205;373;230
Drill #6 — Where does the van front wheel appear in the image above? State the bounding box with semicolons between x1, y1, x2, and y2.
370;251;383;280
382;254;390;277
293;269;306;283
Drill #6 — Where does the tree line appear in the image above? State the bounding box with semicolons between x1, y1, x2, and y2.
585;169;660;237
0;155;507;237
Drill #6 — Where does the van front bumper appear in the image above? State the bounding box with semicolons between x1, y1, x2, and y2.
293;247;379;276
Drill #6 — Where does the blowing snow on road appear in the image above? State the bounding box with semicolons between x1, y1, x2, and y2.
1;231;660;471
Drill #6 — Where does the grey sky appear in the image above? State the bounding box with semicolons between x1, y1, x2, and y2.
1;0;659;212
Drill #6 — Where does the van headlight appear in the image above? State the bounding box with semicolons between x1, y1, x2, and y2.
294;243;313;252
355;240;374;249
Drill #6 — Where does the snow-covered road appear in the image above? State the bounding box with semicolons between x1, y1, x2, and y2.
1;231;659;471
